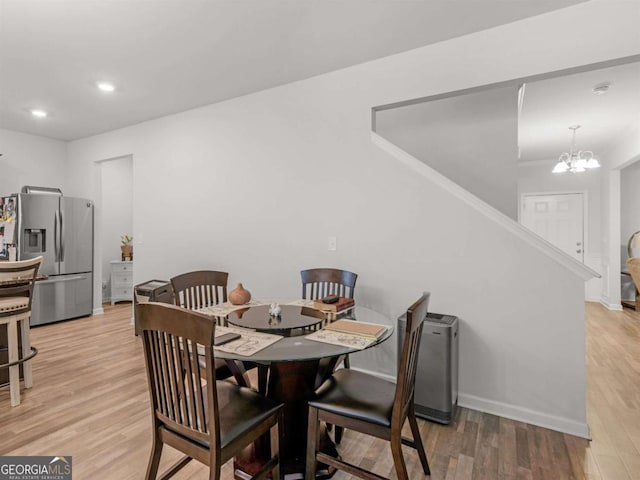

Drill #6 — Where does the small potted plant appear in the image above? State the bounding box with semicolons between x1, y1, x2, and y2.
121;234;133;260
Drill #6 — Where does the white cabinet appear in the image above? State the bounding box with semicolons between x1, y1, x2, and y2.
110;260;133;304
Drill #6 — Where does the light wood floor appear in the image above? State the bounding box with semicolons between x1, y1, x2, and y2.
1;302;638;479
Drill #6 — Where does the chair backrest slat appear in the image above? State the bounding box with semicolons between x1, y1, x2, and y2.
162;332;177;419
190;337;207;432
182;336;198;429
139;303;218;441
301;268;357;300
172;335;188;425
393;292;430;428
165;333;182;423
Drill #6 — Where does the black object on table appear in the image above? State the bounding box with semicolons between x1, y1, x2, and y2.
227;304;325;335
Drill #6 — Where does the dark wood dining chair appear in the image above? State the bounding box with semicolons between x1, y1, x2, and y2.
300;268;358;369
301;267;358;443
171;270;229;311
170;270;247;383
0;256;42;406
305;293;431;480
138;302;284;480
301;268;357;301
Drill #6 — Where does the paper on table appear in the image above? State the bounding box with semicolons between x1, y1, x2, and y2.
214;327;282;356
198;300;268;317
198;327;282;357
200;299;319;318
214;325;251;337
324;319;388;338
305;329;377;350
284;299;315;307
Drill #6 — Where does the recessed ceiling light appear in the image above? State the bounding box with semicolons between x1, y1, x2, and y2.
592;82;611;95
31;109;48;118
97;82;116;92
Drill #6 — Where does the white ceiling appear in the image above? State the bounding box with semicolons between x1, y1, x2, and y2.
519;61;640;163
0;0;582;141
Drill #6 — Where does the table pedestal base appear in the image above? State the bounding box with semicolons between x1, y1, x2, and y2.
233;360;338;479
233;426;337;480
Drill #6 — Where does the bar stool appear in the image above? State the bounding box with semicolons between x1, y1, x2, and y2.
0;256;42;406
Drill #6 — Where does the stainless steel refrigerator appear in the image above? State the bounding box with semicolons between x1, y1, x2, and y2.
15;187;94;326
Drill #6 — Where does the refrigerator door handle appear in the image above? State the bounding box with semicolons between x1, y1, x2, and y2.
59;208;65;262
37;275;88;284
54;210;60;262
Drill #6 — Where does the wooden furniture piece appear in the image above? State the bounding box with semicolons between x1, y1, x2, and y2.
138;302;284;480
170;270;245;382
305;293;431;480
171;270;228;310
301;268;358;301
0;256;42;406
625;258;640;310
0;274;48;373
110;260;134;304
301;268;357;369
628;231;640;258
621;232;640;310
301;267;358;444
220;304;392;478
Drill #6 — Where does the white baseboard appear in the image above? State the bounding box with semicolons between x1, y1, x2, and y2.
342;369;591;439
349;366;396;383
458;393;590;439
600;299;623;311
92;307;105;315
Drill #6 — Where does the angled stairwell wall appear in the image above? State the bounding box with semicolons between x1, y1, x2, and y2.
369;132;596;438
375;85;520;219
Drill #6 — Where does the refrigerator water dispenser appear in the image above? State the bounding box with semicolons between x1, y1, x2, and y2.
23;229;46;253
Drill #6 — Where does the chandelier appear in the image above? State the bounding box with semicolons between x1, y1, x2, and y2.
552;125;601;173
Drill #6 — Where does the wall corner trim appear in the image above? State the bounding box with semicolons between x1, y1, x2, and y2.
92;307;105;316
371;131;599;282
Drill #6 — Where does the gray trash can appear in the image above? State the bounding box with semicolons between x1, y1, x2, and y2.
397;312;458;424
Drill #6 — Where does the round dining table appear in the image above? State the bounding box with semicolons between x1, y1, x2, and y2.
212;303;394;479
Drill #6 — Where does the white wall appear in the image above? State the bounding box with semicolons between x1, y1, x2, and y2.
376;86;519;219
100;156;133;302
517;163;602;300
0;128;67;195
63;2;640;437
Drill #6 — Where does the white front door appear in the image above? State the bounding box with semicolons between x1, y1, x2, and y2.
521;193;585;263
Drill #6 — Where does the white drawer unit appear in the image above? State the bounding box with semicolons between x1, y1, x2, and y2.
110;260;134;304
